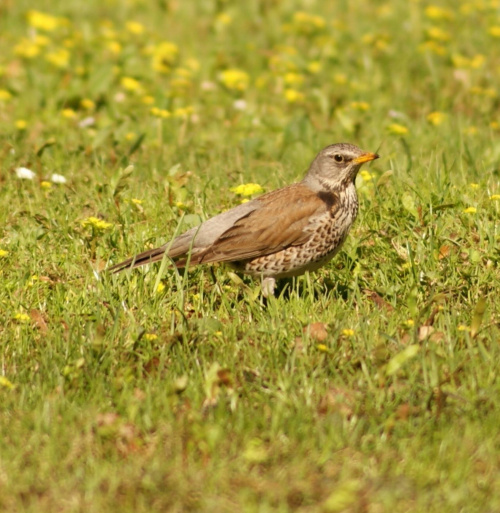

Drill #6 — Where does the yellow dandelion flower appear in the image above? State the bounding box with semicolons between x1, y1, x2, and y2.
292;11;326;33
80;98;95;110
387;123;409;135
490;194;500;200
341;329;355;337
150;107;171;118
27;10;60;31
230;183;263;197
219;68;250;91
34;34;51;47
316;344;329;352
14;312;31;322
469;183;479;189
215;12;232;25
0;249;9;258
284;72;305;85
144;333;158;341
0;89;12;101
350;101;370;111
125;21;144;34
125;132;136;141
107;41;122;55
424;6;454;20
490;121;499;130
0;376;15;389
426;26;451;41
173;106;194;118
156;282;165;294
463;206;477;213
41;181;52;189
81;216;113;230
457;325;470;332
61;108;76;118
404;319;415;327
142;95;155;104
45;48;70;68
463;126;478;135
418;40;446;56
488;26;500;37
15;120;27;130
333;73;348;85
14;39;41;59
284;88;305;103
151;41;179;73
427;111;446;126
307;61;322;74
121;76;141;91
359;170;375;182
131;198;143;204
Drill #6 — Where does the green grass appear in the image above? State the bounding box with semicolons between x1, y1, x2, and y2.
1;0;499;511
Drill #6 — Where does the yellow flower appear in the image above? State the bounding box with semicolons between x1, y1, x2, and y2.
427;111;446;126
0;89;12;101
0;376;14;390
41;181;52;189
14;312;31;322
0;249;8;258
488;26;500;37
350;101;370;111
125;21;144;34
463;207;477;213
80;98;95;110
61;108;76;118
426;26;451;41
490;194;500;200
463;126;478;135
131;198;143;204
341;329;355;337
424;6;454;20
215;12;232;25
121;76;141;92
291;11;326;33
142;95;155;104
150;107;171;118
156;282;165;294
418;40;446;56
219;68;250;91
387;123;409;135
284;72;305;85
333;73;348;85
230;183;263;197
359;170;375;182
125;132;136;141
457;325;470;332
404;319;415;327
173;106;194;118
307;61;322;74
15;120;27;130
469;183;479;189
144;333;158;341
27;10;60;31
284;88;305;103
151;41;179;73
45;48;70;68
107;41;122;55
14;39;41;59
452;53;485;69
316;344;329;352
81;216;113;230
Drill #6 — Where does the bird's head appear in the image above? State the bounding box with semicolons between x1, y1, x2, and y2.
304;143;379;191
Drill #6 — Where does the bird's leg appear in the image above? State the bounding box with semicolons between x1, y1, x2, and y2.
261;276;276;297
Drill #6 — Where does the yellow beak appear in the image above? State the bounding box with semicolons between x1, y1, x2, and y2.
354;152;379;164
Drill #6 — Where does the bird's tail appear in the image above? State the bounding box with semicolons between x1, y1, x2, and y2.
108;246;171;273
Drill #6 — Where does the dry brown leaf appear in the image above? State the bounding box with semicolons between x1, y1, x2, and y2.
418;325;435;341
29;309;48;334
303;322;328;342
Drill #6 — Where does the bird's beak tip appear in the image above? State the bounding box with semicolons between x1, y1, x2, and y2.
355;152;379;164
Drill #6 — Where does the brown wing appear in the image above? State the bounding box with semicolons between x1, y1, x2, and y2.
194;183;330;264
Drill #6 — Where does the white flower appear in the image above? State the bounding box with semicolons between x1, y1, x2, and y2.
78;116;95;128
50;173;67;184
15;167;36;180
233;99;247;111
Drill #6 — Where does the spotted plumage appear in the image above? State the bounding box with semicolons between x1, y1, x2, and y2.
109;143;379;295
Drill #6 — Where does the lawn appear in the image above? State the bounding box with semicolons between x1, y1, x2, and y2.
0;0;499;511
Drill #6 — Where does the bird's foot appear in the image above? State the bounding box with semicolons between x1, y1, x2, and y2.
261;277;276;297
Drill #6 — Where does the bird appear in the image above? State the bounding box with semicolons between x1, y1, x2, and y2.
109;143;379;296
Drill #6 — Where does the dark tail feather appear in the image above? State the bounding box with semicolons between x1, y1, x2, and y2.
108;246;171;273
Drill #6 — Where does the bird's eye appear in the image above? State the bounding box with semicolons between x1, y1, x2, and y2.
333;154;344;163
